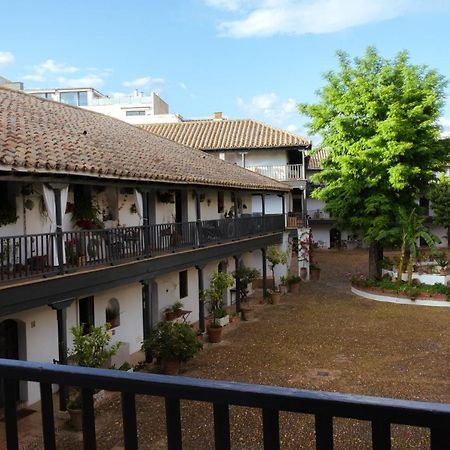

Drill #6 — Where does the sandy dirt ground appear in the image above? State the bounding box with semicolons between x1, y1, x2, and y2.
9;249;450;449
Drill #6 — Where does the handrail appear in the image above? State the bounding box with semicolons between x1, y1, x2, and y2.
247;164;304;181
0;215;285;283
1;359;449;449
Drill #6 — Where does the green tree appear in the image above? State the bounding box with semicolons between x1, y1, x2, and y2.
429;172;450;248
299;47;448;278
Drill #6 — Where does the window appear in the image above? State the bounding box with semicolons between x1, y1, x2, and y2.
106;298;120;328
179;270;188;299
33;92;53;100
217;191;224;213
60;91;88;106
126;110;145;116
79;296;95;335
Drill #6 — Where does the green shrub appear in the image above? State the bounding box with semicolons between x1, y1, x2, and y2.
142;321;202;362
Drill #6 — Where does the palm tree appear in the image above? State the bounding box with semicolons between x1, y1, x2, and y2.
378;207;439;284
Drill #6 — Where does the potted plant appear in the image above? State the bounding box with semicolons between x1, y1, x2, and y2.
310;264;321;280
279;275;288;294
266;245;288;303
287;275;301;294
202;271;234;342
232;265;260;321
67;324;121;430
165;301;184;321
142;321;202;375
267;289;281;305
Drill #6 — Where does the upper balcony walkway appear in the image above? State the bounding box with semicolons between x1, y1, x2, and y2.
0;215;285;285
247;164;304;181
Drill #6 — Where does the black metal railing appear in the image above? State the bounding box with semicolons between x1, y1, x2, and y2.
0;215;285;282
1;359;449;449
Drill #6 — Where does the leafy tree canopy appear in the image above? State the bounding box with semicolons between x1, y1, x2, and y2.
429;172;450;246
299;47;448;244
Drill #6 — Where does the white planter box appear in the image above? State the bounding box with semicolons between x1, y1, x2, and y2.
216;315;229;327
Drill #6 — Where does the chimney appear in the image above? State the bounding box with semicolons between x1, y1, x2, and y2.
213;111;223;120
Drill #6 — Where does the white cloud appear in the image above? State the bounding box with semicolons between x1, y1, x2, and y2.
237;93;298;124
57;74;105;87
22;74;45;82
122;76;166;89
205;0;433;37
204;0;245;10
0;51;14;65
178;82;188;90
33;59;79;75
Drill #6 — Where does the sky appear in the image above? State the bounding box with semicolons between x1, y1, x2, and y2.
2;0;450;142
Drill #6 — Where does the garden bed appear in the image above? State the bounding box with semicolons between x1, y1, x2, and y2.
351;283;450;307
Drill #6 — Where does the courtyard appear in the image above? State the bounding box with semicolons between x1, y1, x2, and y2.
14;249;450;449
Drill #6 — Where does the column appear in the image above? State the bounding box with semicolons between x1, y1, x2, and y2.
50;298;74;411
195;191;202;247
234;255;241;313
141;279;153;363
261;248;268;299
196;265;205;332
53;188;64;275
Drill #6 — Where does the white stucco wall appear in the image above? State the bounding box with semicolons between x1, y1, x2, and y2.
155;268;199;323
1;306;59;405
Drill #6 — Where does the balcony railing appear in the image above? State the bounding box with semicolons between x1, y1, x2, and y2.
247;164;304;181
286;212;306;228
1;359;450;449
0;215;285;283
307;209;332;220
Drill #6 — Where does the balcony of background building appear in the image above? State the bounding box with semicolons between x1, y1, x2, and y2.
247;164;304;181
1;359;449;450
307;209;334;224
0;215;285;284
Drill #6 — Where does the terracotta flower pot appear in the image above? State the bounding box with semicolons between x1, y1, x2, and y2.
241;307;255;321
68;408;83;431
310;267;321;280
162;359;181;375
207;325;223;343
165;311;178;321
271;292;281;305
290;282;300;295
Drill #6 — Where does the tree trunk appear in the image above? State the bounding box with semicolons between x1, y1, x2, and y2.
447;227;450;249
368;241;383;280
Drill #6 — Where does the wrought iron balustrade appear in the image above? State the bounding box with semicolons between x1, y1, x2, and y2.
0;215;285;282
1;359;449;450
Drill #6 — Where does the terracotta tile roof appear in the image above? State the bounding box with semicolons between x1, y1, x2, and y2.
140;119;310;151
0;88;288;192
307;148;328;170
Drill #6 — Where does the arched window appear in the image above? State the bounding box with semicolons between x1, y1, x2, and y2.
106;298;120;328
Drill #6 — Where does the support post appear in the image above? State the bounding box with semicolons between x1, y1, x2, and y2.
196;265;205;332
54;189;64;275
234;255;241;313
141;279;153;362
50;298;74;411
142;191;150;256
261;248;267;299
261;194;266;216
195;191;202;247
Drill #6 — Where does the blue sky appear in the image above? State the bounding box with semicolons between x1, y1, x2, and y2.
2;0;450;141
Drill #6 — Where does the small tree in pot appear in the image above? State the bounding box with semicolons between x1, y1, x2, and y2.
202;271;234;342
67;324;121;430
142;321;202;375
266;245;288;303
232;265;260;320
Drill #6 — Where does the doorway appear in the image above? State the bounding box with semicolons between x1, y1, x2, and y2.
0;319;21;407
330;228;341;249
